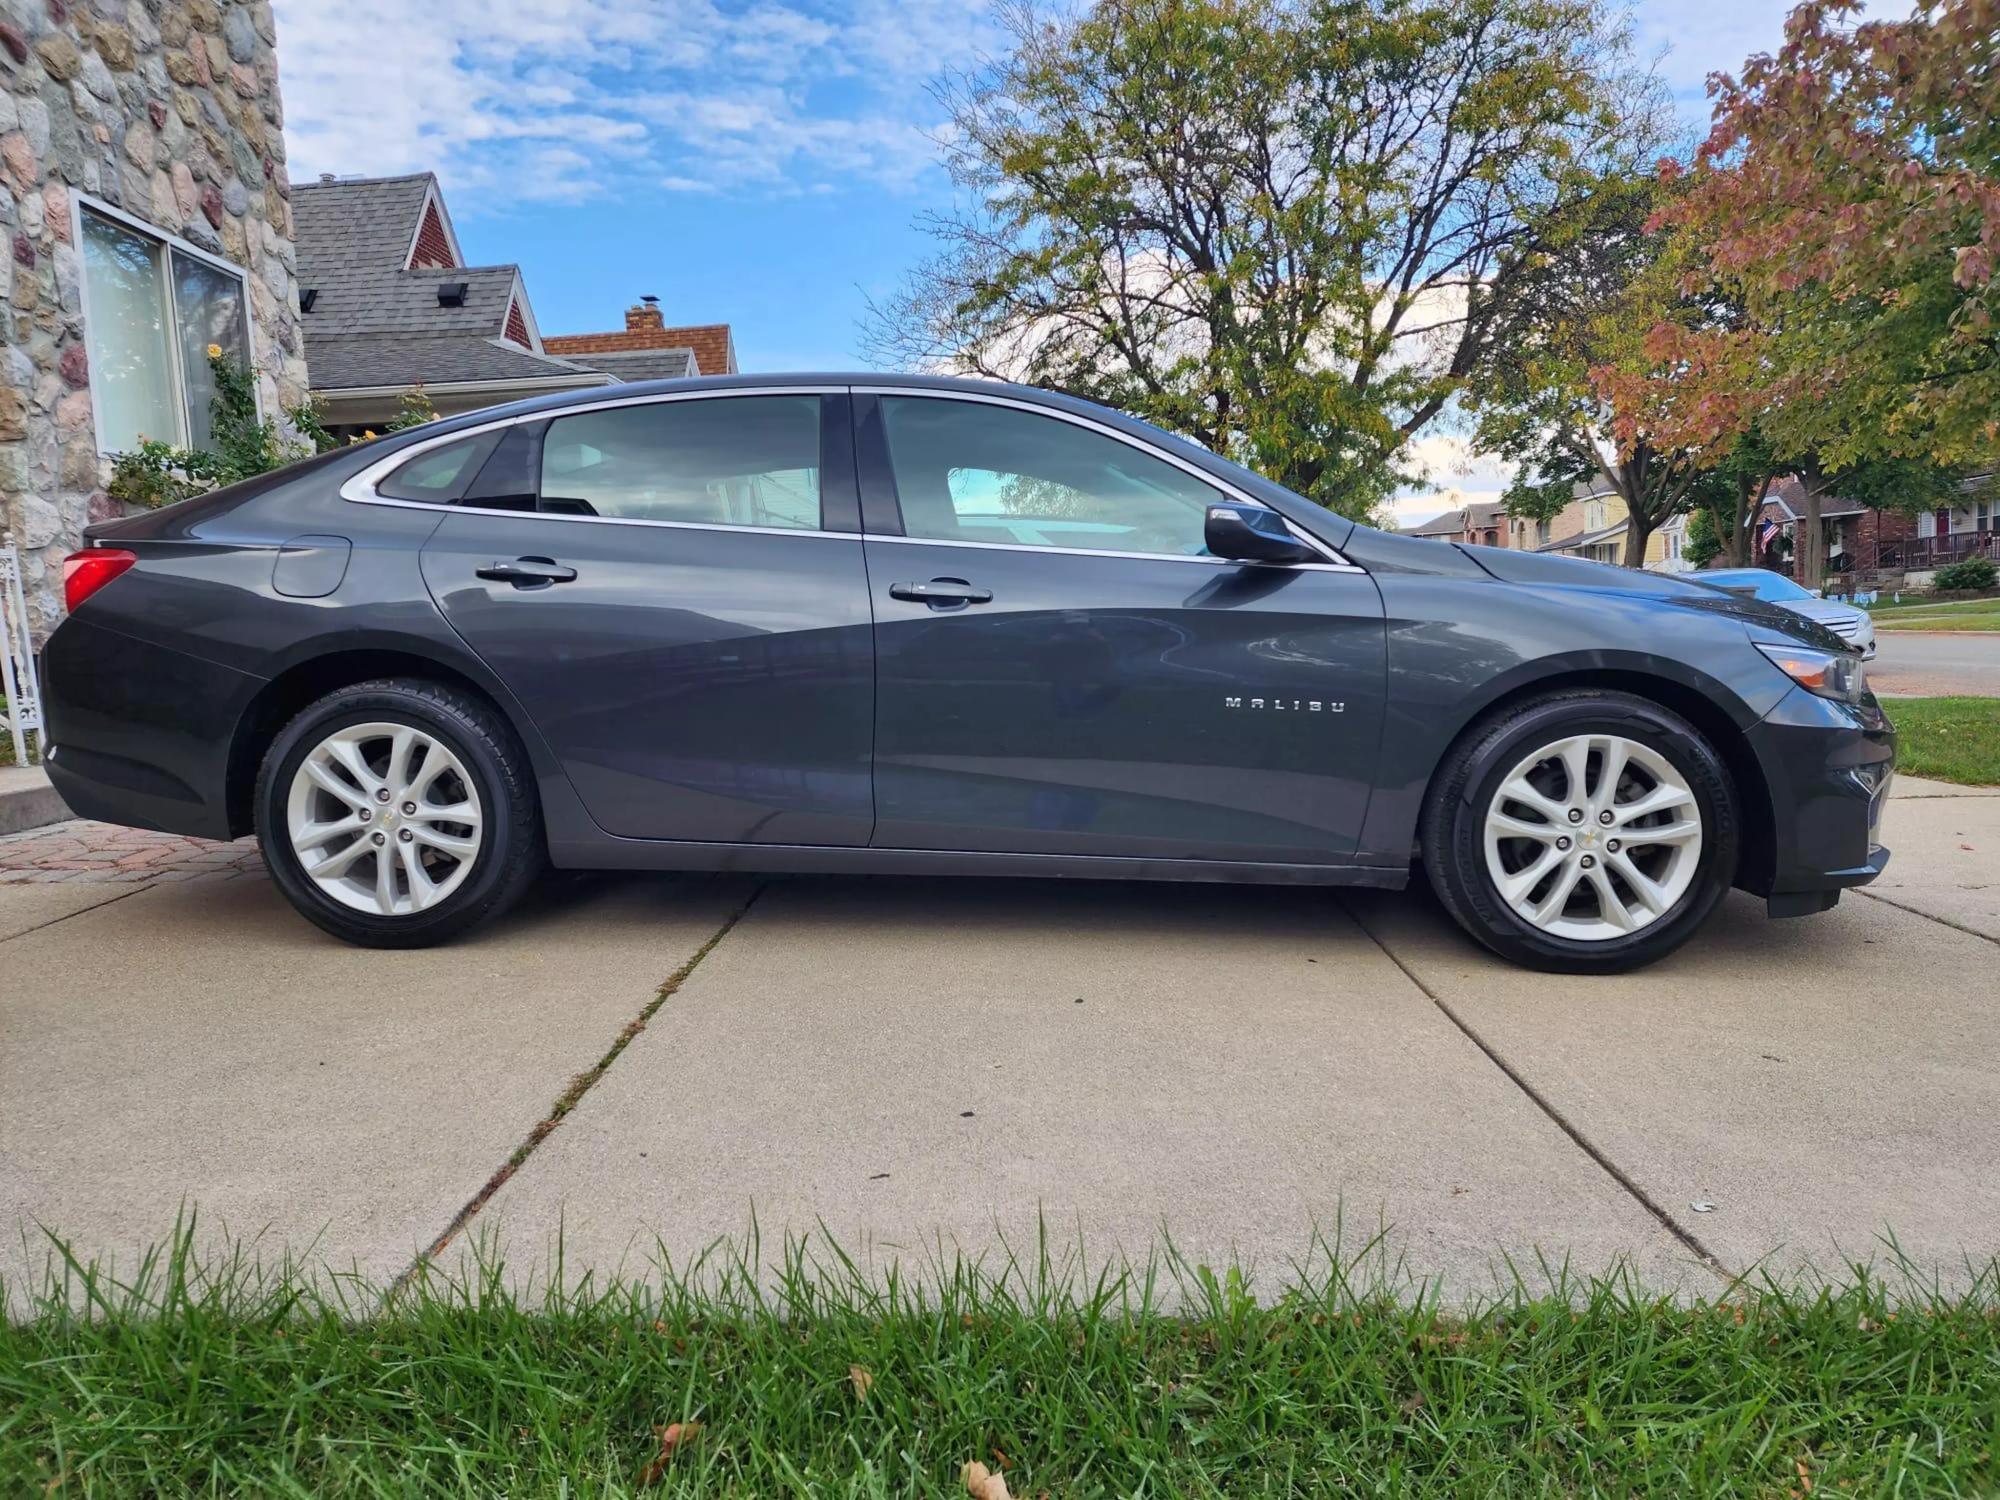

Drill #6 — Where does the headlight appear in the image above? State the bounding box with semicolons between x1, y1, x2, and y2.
1756;642;1868;703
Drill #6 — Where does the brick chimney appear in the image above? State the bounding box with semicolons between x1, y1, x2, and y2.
624;295;665;332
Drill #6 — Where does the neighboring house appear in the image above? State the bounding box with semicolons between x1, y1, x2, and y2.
1535;478;1629;564
0;0;309;636
1404;499;1507;547
292;172;607;433
544;300;736;378
1648;511;1692;574
1403;506;1467;540
1755;475;1926;576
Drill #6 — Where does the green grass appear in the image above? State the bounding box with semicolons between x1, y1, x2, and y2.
4;1227;2000;1496
1869;598;2000;631
1887;696;2000;785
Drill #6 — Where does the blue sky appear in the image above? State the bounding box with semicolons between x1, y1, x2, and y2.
270;0;1840;516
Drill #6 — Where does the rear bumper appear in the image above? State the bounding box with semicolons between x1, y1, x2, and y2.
40;614;263;841
1738;686;1895;911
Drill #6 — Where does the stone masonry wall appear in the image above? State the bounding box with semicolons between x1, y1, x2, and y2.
0;0;306;639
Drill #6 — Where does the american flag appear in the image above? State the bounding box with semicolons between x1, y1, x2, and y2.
1758;518;1781;549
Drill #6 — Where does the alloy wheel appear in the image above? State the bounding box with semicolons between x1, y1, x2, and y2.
1481;732;1703;942
284;721;484;916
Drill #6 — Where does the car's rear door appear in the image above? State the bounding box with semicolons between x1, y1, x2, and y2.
858;390;1386;864
412;388;875;845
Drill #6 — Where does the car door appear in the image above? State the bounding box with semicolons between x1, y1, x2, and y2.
412;389;875;845
858;390;1386;864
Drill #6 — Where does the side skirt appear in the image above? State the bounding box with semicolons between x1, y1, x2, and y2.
547;836;1410;889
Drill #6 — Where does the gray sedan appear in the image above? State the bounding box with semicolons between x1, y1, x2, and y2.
1699;568;1877;658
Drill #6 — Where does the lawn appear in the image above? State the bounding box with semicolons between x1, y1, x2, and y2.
3;1233;1999;1496
1868;597;2000;631
1886;696;2000;786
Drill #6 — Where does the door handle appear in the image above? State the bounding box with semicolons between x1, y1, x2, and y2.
476;557;577;587
889;578;993;606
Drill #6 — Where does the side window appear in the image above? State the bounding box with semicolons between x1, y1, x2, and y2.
879;396;1221;556
376;433;497;504
538;396;821;528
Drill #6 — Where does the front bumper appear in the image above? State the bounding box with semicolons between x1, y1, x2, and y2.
1739;685;1895;915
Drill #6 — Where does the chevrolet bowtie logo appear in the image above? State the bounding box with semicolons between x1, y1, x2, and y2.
1225;697;1344;713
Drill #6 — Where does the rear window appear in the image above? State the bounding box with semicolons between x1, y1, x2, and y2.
376;433;498;504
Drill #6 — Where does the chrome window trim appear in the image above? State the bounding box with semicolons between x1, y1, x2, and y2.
855;384;1355;568
337;380;1362;571
865;532;1365;573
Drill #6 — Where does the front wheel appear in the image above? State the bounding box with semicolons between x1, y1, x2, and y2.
254;678;543;948
1420;691;1738;974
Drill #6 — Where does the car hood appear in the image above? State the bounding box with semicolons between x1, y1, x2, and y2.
1777;597;1864;627
1457;544;1854;654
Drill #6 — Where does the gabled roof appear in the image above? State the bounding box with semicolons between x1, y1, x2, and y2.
1404;507;1465;536
292;172;599;395
1462;499;1507;529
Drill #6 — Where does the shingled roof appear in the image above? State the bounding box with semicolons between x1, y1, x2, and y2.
292;173;607;396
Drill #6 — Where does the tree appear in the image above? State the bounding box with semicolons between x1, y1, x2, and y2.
1636;0;1999;584
868;0;1674;520
1683;504;1723;568
1470;173;1719;568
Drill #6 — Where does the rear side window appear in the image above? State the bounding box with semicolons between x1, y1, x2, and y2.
538;396;821;528
375;433;497;504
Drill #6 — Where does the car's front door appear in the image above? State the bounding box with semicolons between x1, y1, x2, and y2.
417;390;875;845
858;391;1386;864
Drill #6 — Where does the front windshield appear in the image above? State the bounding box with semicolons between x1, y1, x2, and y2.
1708;570;1813;603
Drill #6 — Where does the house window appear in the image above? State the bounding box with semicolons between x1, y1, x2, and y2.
79;204;252;454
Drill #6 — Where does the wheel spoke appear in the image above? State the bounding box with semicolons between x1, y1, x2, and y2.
324;736;383;797
1583;865;1636;931
1490;812;1562;844
399;842;441;909
309;833;374;881
1593;739;1629;810
1499;775;1567;823
302;759;371;810
1612;784;1694;826
294;814;364;851
1608;851;1670;915
1622;818;1701;846
1557;737;1593;808
413;800;481;830
1531;858;1585;923
384;728;418;797
374;846;398;912
412;826;478;860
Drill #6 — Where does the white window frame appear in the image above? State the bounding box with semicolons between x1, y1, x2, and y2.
71;192;260;456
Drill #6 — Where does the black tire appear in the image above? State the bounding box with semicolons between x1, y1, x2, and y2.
254;678;543;948
1419;690;1738;974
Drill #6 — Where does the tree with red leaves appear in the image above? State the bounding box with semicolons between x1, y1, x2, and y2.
1623;0;1997;587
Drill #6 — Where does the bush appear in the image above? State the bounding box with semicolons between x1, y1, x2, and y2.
1933;558;1997;592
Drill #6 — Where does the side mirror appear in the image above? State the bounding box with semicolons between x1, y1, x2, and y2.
1203;502;1320;565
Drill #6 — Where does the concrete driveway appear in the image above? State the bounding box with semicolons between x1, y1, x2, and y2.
3;778;1997;1306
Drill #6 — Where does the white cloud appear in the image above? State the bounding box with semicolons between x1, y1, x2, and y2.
271;0;1000;207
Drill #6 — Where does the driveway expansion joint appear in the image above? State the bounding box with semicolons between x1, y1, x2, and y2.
1855;888;2000;947
1346;903;1737;1286
381;882;766;1306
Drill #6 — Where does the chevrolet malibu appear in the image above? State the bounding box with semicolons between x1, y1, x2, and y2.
41;376;1894;972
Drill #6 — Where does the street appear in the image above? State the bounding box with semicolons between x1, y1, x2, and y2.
4;777;1996;1307
1869;630;2000;697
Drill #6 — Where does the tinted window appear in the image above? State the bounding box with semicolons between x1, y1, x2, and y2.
377;433;496;503
539;396;820;528
879;397;1221;556
1709;570;1812;602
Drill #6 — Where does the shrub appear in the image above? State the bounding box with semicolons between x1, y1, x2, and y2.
1933;558;1997;592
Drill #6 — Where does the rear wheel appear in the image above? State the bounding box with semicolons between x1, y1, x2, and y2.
1420;691;1737;973
255;678;542;947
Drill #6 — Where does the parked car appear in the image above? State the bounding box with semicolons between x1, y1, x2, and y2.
41;376;1893;972
1697;568;1876;659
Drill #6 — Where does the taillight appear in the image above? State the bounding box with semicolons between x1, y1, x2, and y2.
62;549;137;612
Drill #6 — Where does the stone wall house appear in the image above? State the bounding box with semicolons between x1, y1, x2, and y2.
0;0;306;639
